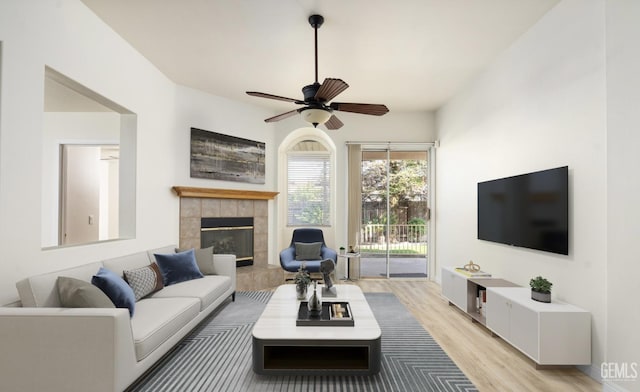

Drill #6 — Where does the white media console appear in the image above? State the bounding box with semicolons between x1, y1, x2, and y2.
441;266;591;368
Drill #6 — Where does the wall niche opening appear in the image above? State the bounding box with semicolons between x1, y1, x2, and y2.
41;67;137;248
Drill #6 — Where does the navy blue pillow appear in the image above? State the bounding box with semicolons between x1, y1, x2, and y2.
91;267;136;317
154;249;204;286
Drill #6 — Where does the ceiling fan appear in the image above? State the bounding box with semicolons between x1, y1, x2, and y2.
246;14;389;130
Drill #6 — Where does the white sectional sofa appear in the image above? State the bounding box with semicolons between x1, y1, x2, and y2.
0;245;236;392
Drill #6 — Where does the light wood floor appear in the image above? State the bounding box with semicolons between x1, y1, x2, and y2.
354;279;601;392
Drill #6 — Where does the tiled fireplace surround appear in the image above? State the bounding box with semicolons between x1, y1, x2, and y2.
174;187;283;291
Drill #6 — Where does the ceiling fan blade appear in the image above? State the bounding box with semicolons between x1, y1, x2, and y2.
264;109;298;123
247;91;299;103
325;115;344;130
315;78;349;102
330;102;389;116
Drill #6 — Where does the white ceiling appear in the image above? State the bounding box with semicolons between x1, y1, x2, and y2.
80;0;559;114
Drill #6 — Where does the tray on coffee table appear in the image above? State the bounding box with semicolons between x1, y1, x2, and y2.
296;301;354;326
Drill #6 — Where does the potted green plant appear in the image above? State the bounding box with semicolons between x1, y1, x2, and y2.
529;276;552;303
294;263;311;300
339;246;346;255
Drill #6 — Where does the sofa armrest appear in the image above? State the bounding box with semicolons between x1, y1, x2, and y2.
0;307;136;392
213;254;236;293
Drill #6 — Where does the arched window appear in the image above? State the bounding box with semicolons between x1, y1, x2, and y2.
278;129;336;237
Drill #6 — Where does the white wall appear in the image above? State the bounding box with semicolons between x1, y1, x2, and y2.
435;0;606;379
173;85;279;264
0;0;178;304
606;0;640;391
273;110;436;255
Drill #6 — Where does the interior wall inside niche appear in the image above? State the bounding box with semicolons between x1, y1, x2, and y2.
41;67;137;248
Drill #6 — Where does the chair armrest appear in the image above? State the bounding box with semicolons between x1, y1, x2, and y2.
0;307;135;392
213;254;236;292
279;247;296;268
322;247;338;264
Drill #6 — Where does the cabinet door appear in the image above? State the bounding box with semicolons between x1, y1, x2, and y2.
486;290;510;338
441;268;466;310
441;268;455;302
509;302;539;361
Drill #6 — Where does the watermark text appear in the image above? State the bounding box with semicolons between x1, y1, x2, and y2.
601;362;638;382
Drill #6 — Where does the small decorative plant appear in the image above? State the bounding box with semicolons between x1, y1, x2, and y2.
530;276;552;303
529;276;552;293
294;263;311;299
339;246;345;255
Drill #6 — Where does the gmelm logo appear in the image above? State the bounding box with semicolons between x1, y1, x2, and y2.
601;362;639;382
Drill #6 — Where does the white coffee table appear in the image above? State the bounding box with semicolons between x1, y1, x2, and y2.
252;284;381;375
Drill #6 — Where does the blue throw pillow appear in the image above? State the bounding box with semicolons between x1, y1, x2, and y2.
91;267;136;317
154;249;204;286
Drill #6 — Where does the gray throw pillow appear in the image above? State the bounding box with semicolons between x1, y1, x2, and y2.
176;246;216;275
295;242;323;261
57;276;115;308
123;263;164;301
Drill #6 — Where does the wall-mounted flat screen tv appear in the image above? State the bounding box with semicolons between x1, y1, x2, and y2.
477;166;568;255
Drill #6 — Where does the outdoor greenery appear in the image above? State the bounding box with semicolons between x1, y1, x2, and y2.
288;184;329;226
361;159;427;209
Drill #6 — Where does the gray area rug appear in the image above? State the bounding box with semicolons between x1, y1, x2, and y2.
128;291;477;392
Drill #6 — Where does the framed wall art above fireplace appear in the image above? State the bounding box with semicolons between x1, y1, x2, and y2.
190;128;265;184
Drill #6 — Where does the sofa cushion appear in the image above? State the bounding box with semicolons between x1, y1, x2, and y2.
147;245;176;263
149;275;232;311
16;262;104;307
56;276;115;308
295;242;323;260
92;267;136;317
123;263;164;301
176;246;216;275
130;297;200;361
154;249;204;286
102;251;151;278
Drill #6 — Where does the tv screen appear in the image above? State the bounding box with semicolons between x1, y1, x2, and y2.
477;166;568;255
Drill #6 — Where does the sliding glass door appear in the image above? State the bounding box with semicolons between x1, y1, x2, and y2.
359;147;429;278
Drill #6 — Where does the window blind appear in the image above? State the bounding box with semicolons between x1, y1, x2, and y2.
287;152;331;226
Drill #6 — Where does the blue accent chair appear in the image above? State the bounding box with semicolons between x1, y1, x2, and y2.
280;228;338;273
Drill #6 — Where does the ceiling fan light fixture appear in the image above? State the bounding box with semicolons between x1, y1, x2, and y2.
300;107;332;127
245;14;388;130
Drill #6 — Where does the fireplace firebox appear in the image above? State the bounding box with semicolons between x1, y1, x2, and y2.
201;217;254;267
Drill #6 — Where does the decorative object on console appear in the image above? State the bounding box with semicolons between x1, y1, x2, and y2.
190;127;265;184
454;261;491;277
463;260;480;272
339;246;345;255
320;259;337;297
307;281;322;317
529;275;552;303
294;263;311;300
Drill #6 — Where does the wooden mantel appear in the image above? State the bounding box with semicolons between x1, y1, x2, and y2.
172;186;278;200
